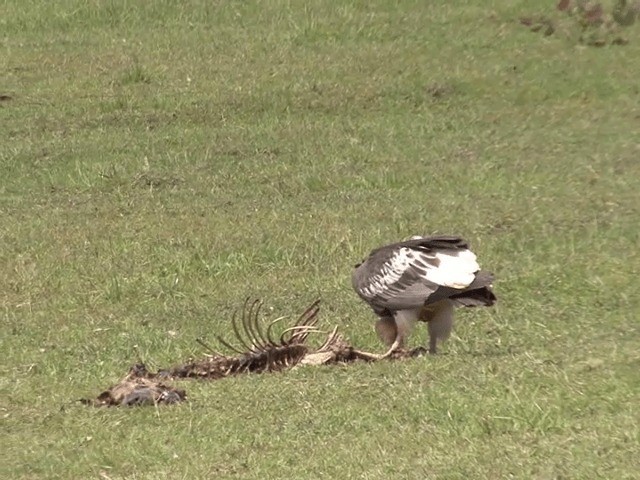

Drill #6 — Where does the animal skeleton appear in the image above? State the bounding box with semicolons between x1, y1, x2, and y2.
84;299;391;406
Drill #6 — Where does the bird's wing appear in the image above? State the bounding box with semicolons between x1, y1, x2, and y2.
352;240;480;312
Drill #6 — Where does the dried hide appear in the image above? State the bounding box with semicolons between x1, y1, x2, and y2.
82;364;186;407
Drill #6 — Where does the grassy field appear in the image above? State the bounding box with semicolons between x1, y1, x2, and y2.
2;0;639;478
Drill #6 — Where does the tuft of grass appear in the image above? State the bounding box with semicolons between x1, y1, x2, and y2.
118;63;152;86
2;0;639;479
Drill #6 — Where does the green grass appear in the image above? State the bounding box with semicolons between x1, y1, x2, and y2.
2;0;639;478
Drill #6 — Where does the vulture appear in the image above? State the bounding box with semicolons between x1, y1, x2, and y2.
352;235;496;356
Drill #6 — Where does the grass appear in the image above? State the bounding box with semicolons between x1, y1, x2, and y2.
1;0;639;478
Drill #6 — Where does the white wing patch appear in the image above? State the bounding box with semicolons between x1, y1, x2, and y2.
360;247;414;298
419;249;479;289
359;246;480;306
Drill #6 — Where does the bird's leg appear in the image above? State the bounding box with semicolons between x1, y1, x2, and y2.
428;334;438;354
352;316;402;361
375;316;398;348
394;310;417;352
353;311;418;361
426;301;454;354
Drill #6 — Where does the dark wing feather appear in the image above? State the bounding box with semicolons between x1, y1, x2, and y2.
366;235;469;258
352;243;441;313
424;270;497;307
449;270;496;307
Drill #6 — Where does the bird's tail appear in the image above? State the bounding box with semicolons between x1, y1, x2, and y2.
450;270;496;307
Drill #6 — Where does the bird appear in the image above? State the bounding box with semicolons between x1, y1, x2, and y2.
352;235;496;357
